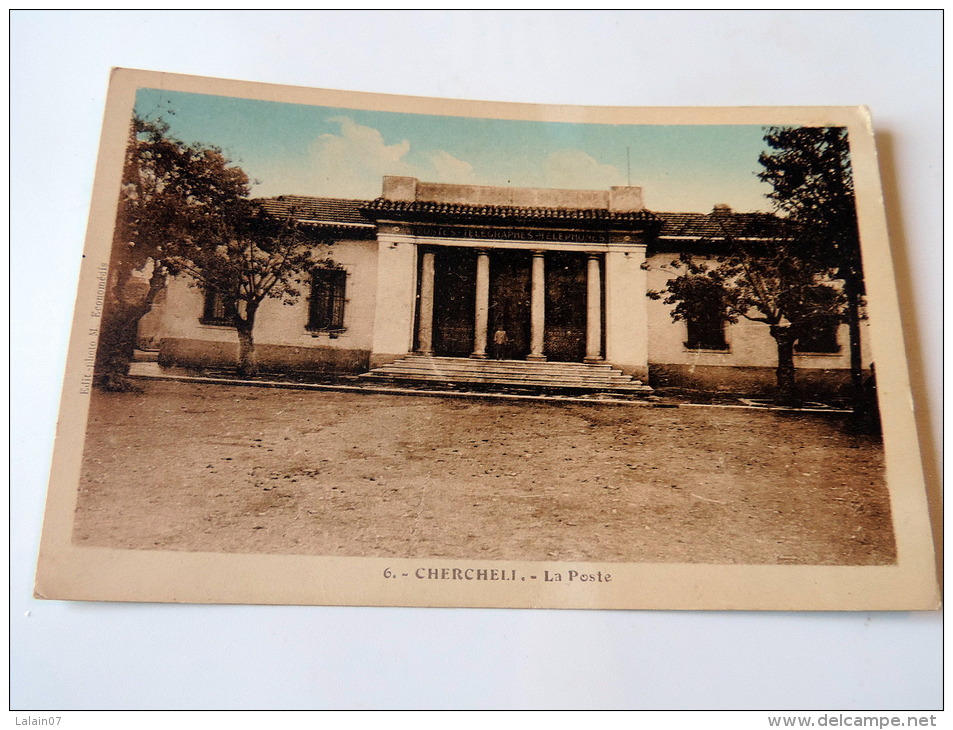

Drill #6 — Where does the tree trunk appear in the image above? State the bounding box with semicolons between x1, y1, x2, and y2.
95;302;146;390
844;276;864;409
769;324;798;406
94;265;166;391
236;327;257;377
235;304;259;377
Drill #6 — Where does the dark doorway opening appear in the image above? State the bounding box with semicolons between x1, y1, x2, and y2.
489;250;531;360
430;247;476;357
545;252;587;362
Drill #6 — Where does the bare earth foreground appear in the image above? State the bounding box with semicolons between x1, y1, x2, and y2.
73;380;896;565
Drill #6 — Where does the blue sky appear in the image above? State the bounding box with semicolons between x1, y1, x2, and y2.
136;88;778;213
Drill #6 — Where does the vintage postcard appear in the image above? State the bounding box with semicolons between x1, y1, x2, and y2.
34;68;939;609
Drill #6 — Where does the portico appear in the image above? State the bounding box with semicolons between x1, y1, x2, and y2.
414;246;601;363
364;176;658;380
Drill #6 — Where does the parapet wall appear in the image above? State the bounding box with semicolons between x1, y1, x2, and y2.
381;176;644;212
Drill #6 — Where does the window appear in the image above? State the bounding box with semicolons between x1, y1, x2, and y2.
795;317;840;354
200;290;233;326
685;309;728;350
308;268;347;332
670;276;729;351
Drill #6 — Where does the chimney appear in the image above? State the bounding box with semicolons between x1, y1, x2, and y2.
711;203;732;214
382;176;418;202
609;186;644;213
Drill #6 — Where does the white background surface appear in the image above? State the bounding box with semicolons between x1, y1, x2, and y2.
10;10;942;711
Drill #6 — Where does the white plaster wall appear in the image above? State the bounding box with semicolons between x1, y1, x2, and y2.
645;255;873;369
604;248;648;376
153;239;379;351
370;237;419;364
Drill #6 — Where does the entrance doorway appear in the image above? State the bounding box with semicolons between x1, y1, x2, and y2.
430;247;475;357
488;250;531;360
422;246;593;363
544;252;588;362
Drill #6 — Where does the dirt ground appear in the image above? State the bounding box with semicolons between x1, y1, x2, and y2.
72;380;896;565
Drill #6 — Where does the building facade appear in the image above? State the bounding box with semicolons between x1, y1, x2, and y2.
143;176;870;394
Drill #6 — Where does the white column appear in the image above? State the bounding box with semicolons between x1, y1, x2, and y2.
527;250;546;361
416;251;435;355
471;250;489;359
584;253;603;363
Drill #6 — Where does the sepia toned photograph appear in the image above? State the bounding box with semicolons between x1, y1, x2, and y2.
35;69;938;610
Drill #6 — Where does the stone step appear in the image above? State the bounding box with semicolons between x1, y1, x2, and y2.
370;360;635;377
360;356;651;393
132;349;160;363
394;355;621;372
368;369;634;385
361;372;651;392
370;364;634;380
373;356;623;375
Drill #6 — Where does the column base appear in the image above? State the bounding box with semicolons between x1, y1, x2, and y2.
470;353;488;359
525;354;547;362
415;349;433;357
583;356;604;364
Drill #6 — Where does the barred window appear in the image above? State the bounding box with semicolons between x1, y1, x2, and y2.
796;317;840;354
200;290;233;326
308;268;347;332
685;310;728;351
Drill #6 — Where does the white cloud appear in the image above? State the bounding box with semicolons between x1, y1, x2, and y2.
540;150;626;190
427;150;478;183
250;117;485;199
304;116;414;198
250;118;626;200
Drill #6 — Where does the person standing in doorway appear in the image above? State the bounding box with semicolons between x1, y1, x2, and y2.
493;327;510;360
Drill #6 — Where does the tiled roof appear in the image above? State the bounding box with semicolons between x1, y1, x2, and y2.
655;211;791;239
256;195;791;244
363;198;661;225
257;196;373;226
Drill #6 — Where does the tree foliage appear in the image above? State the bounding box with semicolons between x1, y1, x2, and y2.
649;126;867;407
648;210;845;403
758;126;866;402
758;127;859;278
115;117;251;266
95;116;250;389
165;203;330;376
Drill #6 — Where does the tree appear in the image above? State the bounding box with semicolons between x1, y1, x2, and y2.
165;202;329;377
757;127;865;403
95;116;250;390
648;212;846;404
